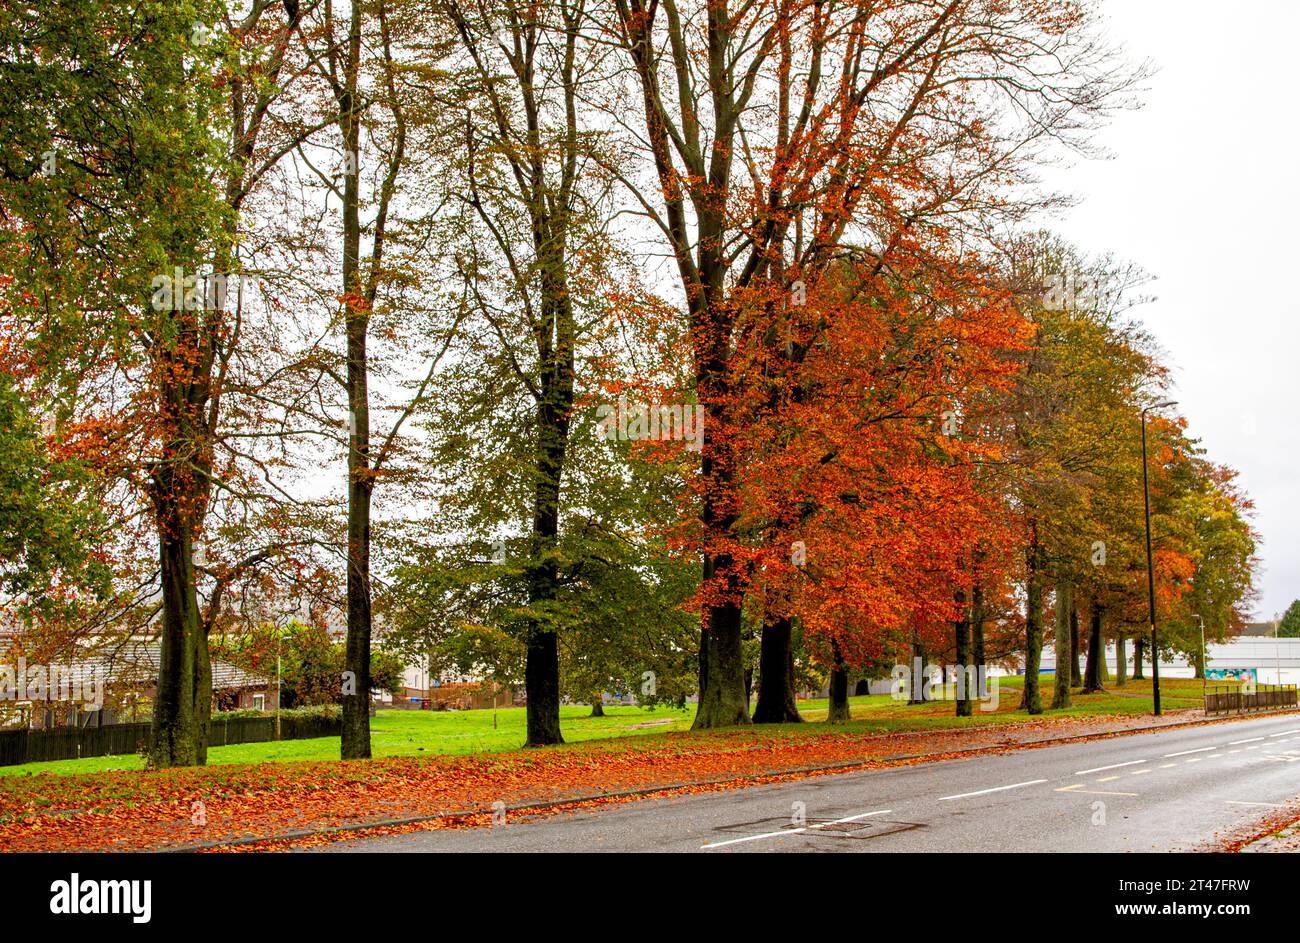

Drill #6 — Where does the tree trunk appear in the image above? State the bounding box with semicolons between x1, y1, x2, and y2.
589;695;604;718
1051;582;1072;709
972;585;986;699
341;385;373;759
827;641;850;724
753;614;803;723
150;522;204;767
955;594;972;717
525;628;564;745
338;0;372;760
1019;530;1044;714
1133;636;1146;680
1083;603;1105;693
1115;635;1128;686
908;638;928;705
1070;604;1083;686
147;314;216;768
693;595;751;728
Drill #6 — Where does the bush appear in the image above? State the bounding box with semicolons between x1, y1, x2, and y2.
212;704;341;722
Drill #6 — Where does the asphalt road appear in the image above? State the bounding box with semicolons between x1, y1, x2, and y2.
318;712;1300;853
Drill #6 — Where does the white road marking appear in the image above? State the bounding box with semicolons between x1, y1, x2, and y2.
1158;763;1177;768
1269;730;1300;738
1056;783;1139;796
700;809;892;849
1165;747;1215;757
938;780;1047;802
1226;800;1282;808
1229;737;1266;745
1075;760;1148;775
1130;769;1152;776
1080;789;1138;797
1096;775;1121;782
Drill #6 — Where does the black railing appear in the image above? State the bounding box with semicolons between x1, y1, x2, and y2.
1204;683;1298;715
0;713;342;767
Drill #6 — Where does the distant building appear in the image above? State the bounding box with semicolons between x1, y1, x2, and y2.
1240;622;1281;638
0;638;275;729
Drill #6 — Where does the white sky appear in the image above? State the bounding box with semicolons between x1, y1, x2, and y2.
1039;0;1300;622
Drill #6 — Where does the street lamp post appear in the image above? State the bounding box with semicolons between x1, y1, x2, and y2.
1274;613;1282;686
1142;399;1177;716
276;631;282;741
1195;613;1205;704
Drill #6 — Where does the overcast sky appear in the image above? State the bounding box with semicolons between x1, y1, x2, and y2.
1037;0;1299;623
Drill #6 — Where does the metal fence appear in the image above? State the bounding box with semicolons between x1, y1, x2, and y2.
0;713;342;767
1204;683;1298;715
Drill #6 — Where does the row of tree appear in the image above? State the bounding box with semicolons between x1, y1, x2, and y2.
0;0;1255;767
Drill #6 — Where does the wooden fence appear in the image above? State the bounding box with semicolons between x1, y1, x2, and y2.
1204;683;1298;715
0;713;341;767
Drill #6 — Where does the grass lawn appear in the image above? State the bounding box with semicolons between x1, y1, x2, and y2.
0;674;1213;778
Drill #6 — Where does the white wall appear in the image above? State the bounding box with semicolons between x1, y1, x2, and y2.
1039;637;1300;686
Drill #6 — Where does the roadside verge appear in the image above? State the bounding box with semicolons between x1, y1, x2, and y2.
4;705;1292;853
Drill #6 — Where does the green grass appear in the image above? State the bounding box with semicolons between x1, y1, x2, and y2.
0;674;1215;777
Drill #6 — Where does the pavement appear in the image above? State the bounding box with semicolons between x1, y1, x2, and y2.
315;711;1300;852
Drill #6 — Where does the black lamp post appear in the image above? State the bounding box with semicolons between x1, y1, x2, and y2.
1142;399;1177;716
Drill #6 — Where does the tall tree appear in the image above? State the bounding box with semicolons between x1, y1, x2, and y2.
607;0;1138;728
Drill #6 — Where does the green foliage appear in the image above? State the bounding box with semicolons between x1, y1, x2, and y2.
214;704;342;721
1278;601;1300;638
0;374;109;609
212;621;405;707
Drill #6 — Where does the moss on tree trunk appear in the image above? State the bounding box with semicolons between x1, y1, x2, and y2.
1051;582;1073;709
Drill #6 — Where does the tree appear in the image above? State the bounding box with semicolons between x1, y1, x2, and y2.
425;0;620;745
213;620;405;708
1;0;234;765
0;367;109;610
606;0;1140;728
1276;601;1300;638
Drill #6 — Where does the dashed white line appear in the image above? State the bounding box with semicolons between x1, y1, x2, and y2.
937;780;1047;802
1229;737;1266;745
1269;730;1300;738
1165;747;1215;757
1075;760;1149;775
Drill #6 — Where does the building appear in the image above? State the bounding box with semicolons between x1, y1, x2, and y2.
0;639;276;729
1039;636;1300;686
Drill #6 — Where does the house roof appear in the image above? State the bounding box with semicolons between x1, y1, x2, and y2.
1240;622;1281;637
0;638;269;693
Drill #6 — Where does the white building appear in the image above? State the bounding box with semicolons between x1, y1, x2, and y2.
1040;636;1300;686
